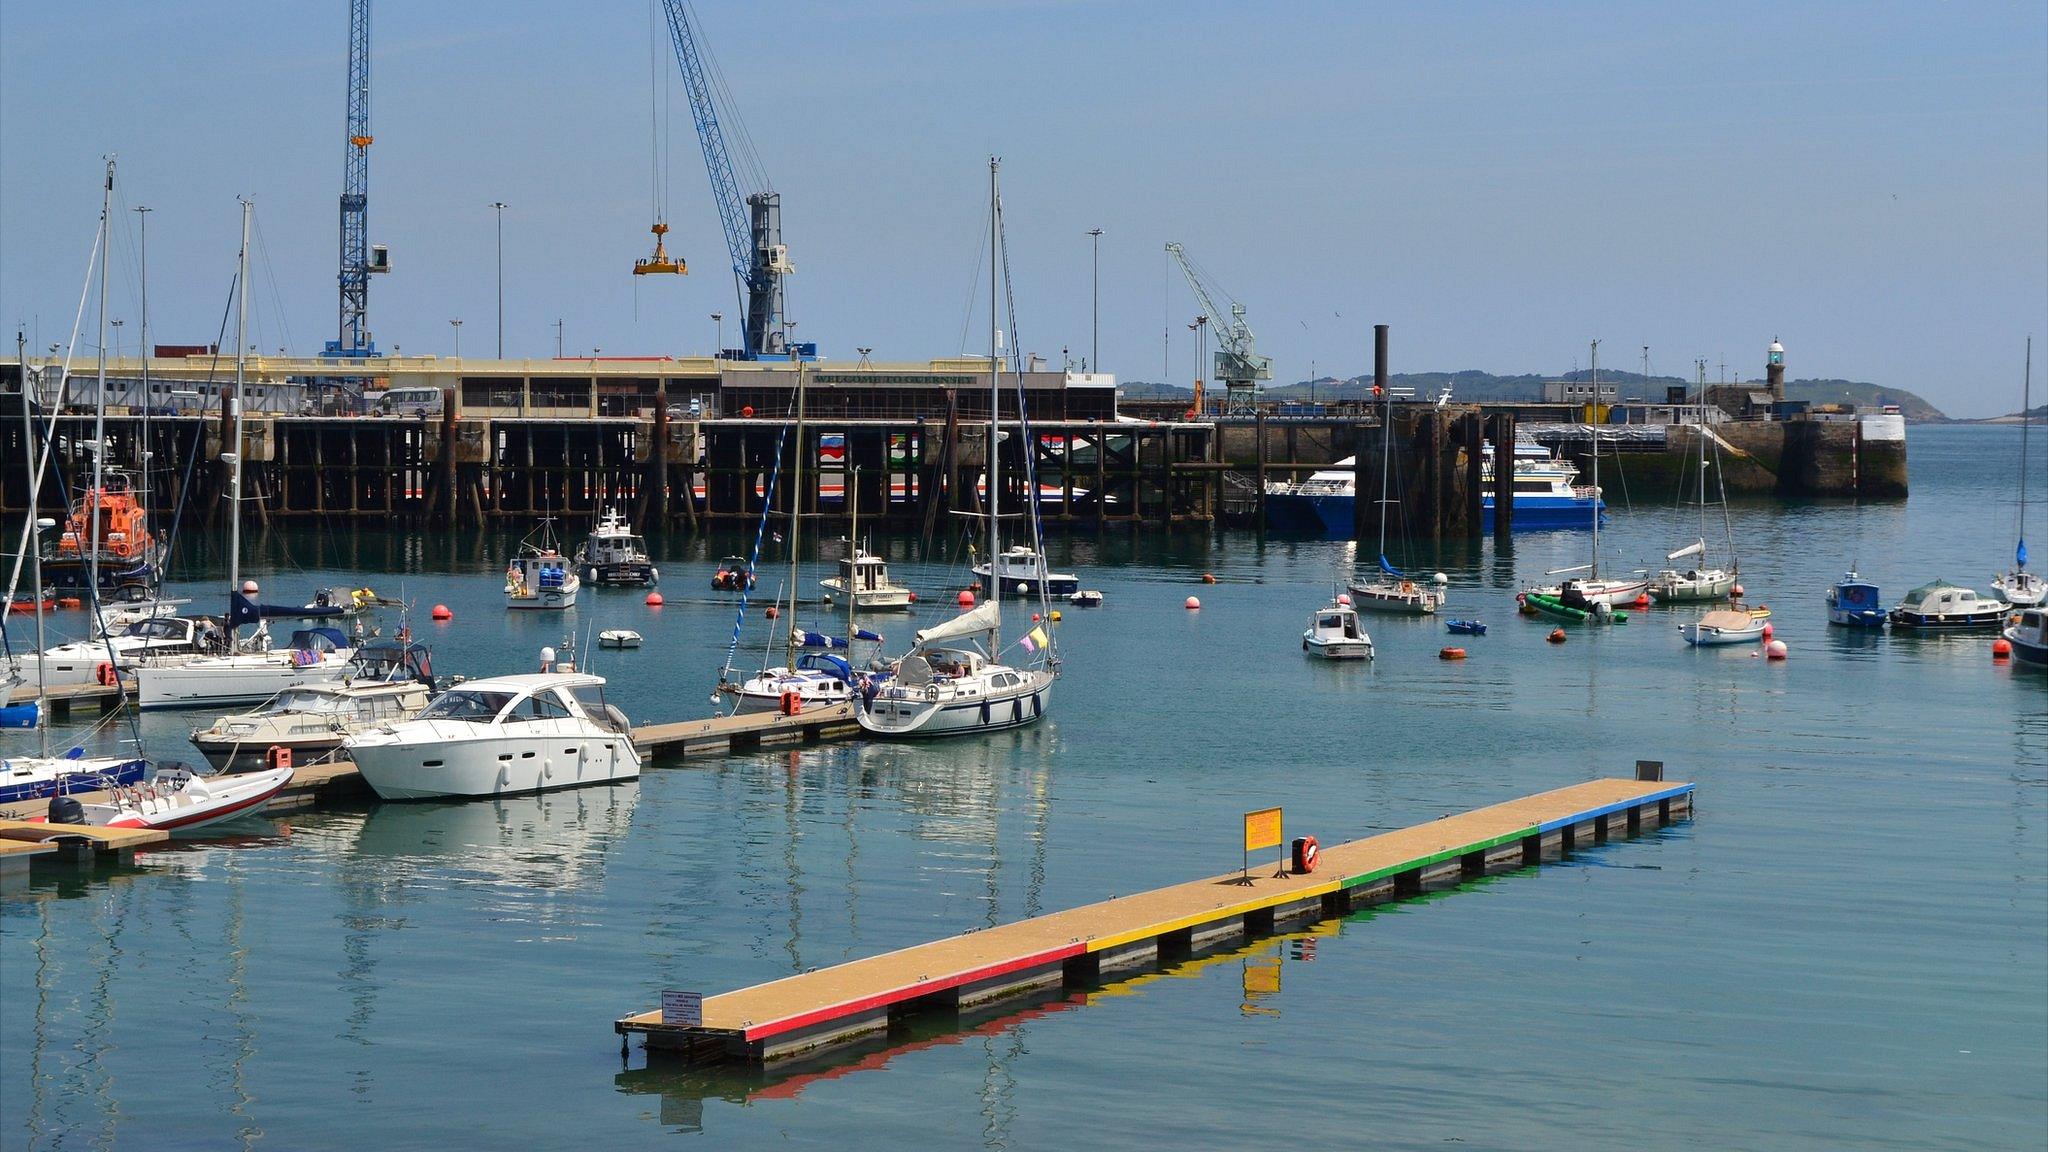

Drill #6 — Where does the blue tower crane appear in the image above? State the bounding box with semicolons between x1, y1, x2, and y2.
657;0;797;360
329;0;386;358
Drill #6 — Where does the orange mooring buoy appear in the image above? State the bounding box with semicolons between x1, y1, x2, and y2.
430;604;452;620
1439;646;1467;660
1547;628;1567;644
1992;637;2013;659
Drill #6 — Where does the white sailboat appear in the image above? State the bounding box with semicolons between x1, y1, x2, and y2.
137;201;356;710
1993;339;2042;608
723;352;860;714
1347;379;1445;615
1650;369;1739;602
1530;342;1647;610
858;158;1057;738
3;161;150;802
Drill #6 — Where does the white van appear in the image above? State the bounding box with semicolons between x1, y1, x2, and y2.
376;387;444;418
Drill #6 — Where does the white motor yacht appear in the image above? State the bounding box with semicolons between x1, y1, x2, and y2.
188;640;436;772
345;671;639;800
972;545;1079;599
1303;599;1373;659
1887;581;2010;630
821;549;914;611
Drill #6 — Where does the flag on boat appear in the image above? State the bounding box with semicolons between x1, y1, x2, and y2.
1020;624;1050;653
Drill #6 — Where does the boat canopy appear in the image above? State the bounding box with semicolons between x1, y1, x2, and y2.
913;602;1000;647
796;628;882;649
289;627;350;652
1667;539;1706;561
795;652;852;680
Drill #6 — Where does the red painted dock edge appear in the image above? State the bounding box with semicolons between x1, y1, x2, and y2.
618;776;1695;1065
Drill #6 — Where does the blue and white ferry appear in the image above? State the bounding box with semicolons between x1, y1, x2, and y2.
1263;440;1604;536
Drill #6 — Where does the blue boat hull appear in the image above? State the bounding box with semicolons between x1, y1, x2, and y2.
1265;491;1605;536
0;757;149;805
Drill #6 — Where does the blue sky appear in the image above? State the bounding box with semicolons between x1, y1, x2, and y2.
2;2;2043;416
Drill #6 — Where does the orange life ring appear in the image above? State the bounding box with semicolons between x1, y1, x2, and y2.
95;662;116;686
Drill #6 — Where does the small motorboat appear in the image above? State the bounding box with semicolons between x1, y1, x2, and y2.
1680;609;1768;646
1887;581;2009;630
598;629;643;649
1303;599;1373;660
2003;607;2047;667
1445;619;1487;636
1068;590;1104;607
43;763;293;833
576;507;660;587
972;545;1080;599
1827;571;1887;628
712;555;756;591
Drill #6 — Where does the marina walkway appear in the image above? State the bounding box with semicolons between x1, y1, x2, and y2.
617;775;1694;1065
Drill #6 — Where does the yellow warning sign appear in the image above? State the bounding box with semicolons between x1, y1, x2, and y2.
1243;807;1283;853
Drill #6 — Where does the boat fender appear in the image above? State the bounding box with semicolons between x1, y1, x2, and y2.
94;662;117;687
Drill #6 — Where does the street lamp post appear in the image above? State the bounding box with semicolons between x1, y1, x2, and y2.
1086;228;1103;373
711;312;723;357
490;201;508;357
450;318;463;358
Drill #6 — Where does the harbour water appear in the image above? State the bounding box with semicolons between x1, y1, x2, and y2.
3;425;2042;1149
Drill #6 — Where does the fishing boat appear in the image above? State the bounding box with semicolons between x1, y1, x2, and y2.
1992;340;2042;608
1303;598;1373;660
858;160;1058;739
187;640;436;772
42;763;293;833
575;507;660;587
135;205;357;712
344;668;640;800
1826;571;1886;628
505;518;580;610
972;545;1079;599
2003;607;2047;667
711;555;756;590
1680;608;1767;646
1445;619;1487;636
1886;581;2010;630
597;629;642;649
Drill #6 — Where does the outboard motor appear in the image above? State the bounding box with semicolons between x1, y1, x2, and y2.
48;794;87;825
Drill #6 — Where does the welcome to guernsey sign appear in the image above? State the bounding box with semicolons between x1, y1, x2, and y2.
809;374;978;386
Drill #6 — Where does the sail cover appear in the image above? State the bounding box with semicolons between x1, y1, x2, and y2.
796;628;883;649
228;590;344;630
913;602;1000;647
1378;555;1404;578
1667;539;1707;562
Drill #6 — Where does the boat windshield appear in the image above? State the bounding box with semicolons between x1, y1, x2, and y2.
418;689;517;722
263;688;347;715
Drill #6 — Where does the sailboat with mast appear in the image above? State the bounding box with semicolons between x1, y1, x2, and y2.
720;348;872;714
1992;339;2042;608
858;158;1057;738
1650;364;1738;603
136;200;357;710
1525;341;1646;614
2;161;149;801
1347;377;1445;614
